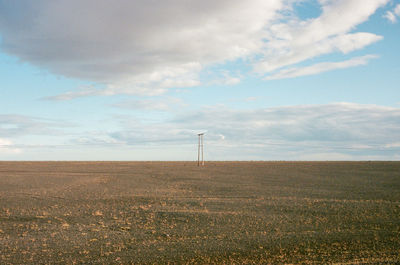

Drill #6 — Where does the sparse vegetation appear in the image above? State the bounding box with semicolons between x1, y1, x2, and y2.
0;161;399;264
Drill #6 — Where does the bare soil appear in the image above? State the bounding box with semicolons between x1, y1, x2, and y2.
0;161;399;264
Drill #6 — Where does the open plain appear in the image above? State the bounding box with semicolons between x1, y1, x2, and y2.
0;161;399;264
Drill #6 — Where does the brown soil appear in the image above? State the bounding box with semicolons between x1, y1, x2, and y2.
0;161;399;264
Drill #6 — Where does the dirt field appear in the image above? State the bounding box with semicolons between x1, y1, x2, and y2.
0;161;399;264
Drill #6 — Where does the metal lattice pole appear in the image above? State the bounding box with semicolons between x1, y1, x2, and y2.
198;134;201;166
197;133;205;166
201;134;204;166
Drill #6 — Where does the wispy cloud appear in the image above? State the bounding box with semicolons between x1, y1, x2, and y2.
256;33;382;74
2;103;399;160
42;86;101;101
112;97;187;111
104;103;400;159
265;55;378;80
255;0;388;76
0;138;21;154
0;114;72;137
384;3;400;23
208;70;242;86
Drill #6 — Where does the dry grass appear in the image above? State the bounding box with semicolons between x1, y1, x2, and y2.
0;161;399;264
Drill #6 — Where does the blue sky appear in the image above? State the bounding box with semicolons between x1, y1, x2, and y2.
0;0;399;160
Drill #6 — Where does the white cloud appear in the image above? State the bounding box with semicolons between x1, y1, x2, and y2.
0;0;389;96
209;70;242;86
384;10;397;22
0;0;282;96
42;86;102;101
296;152;354;161
245;97;257;102
0;114;71;137
106;103;400;160
256;33;382;74
43;84;168;101
71;135;123;146
0;138;21;154
265;54;378;80
300;0;387;42
384;3;400;23
112;97;187;111
217;76;241;86
256;0;388;75
385;142;400;148
2;103;400;160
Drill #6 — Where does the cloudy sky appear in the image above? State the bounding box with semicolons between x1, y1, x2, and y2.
0;0;399;160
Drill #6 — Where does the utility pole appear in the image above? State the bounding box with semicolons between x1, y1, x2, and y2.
197;133;204;166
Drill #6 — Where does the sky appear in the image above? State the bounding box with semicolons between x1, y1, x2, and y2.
0;0;399;161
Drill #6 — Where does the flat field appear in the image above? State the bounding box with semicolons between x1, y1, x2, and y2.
0;161;399;264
